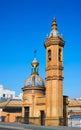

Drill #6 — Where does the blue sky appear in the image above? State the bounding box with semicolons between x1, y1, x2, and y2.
0;0;81;99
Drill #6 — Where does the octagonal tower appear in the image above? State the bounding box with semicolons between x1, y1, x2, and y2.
44;18;65;126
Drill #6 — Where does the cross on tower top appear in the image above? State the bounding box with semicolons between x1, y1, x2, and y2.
34;50;37;58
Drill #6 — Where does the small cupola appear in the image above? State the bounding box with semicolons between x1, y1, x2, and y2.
31;58;39;75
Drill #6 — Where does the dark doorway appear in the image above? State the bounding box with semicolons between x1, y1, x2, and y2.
24;107;29;124
40;111;45;125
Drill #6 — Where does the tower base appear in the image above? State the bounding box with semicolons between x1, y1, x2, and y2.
45;117;64;126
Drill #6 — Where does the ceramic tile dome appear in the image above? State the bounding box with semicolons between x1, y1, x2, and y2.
24;57;45;88
24;75;45;87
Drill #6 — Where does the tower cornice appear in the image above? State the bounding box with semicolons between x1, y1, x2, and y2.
46;65;64;71
44;36;65;48
22;86;45;92
46;75;64;81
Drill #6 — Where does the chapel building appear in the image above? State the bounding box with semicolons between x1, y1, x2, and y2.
22;18;68;126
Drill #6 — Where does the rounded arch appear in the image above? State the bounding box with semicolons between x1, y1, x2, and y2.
47;49;51;61
58;48;62;61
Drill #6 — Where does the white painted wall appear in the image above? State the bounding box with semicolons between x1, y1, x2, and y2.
0;85;15;99
0;84;22;100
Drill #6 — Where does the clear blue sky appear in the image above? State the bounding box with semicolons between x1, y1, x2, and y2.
0;0;81;99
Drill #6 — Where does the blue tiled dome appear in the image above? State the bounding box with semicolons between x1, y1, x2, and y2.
24;75;45;88
24;57;45;88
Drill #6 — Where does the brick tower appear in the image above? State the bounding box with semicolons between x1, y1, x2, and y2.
44;18;65;126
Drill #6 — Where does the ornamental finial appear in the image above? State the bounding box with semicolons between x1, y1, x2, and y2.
52;18;57;30
31;50;39;73
34;50;37;58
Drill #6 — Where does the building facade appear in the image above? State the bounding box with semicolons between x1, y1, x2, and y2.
0;85;22;101
68;99;81;117
0;85;15;100
68;99;81;127
0;99;22;122
22;19;68;126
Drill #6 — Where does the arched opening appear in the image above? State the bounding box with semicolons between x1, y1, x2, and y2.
59;49;62;62
48;50;51;61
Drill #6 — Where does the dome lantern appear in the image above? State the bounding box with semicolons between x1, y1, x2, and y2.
31;58;39;74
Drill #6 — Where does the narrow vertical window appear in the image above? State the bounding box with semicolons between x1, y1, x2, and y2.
24;107;29;124
59;49;62;61
48;50;51;61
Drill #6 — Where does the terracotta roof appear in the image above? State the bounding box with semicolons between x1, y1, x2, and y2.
69;99;81;107
0;99;22;108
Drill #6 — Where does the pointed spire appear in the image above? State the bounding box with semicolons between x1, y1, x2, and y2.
51;18;57;30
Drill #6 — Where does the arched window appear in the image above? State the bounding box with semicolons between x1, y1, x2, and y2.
48;50;51;61
59;49;62;61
